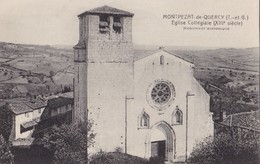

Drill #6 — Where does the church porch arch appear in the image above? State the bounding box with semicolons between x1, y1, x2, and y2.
145;121;176;162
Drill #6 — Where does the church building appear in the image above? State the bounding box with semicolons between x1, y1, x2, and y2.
73;5;214;162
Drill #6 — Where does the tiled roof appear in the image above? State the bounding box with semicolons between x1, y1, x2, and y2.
25;98;47;110
2;76;29;84
164;50;194;64
133;49;194;64
53;72;73;85
47;97;73;109
222;110;260;132
0;101;7;107
78;5;134;17
8;102;33;115
58;92;73;99
21;120;37;128
133;49;158;61
16;85;28;93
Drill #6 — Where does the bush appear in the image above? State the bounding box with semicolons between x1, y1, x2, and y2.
114;147;123;153
0;135;14;164
0;106;13;141
189;133;259;164
38;121;95;164
90;151;167;164
148;156;164;164
11;145;52;164
90;152;149;164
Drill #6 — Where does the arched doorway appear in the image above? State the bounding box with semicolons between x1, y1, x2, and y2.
145;121;175;161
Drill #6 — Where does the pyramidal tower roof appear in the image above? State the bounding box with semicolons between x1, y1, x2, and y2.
78;5;134;17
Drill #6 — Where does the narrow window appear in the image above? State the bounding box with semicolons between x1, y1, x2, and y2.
172;106;183;125
138;110;150;129
113;16;122;34
175;110;182;124
160;55;164;65
99;15;109;33
141;116;148;127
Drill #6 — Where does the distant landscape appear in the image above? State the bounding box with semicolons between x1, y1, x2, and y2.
0;42;259;114
0;42;73;99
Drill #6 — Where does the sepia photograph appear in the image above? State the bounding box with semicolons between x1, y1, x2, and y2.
0;0;259;163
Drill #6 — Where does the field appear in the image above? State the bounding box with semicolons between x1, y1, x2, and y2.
173;48;259;93
0;42;259;111
0;42;74;98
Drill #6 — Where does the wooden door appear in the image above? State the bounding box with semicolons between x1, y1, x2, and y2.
151;140;166;159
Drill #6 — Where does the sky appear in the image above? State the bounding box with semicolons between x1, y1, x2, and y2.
0;0;259;48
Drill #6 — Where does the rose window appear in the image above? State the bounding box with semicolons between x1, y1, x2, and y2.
151;83;171;104
147;80;175;110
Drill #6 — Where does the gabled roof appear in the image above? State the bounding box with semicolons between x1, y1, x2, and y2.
133;49;159;61
59;92;73;99
222;110;260;132
134;49;194;66
163;49;194;65
78;5;134;17
12;85;28;94
25;98;47;110
0;101;7;107
2;76;29;84
8;102;33;115
47;97;73;109
21;120;37;128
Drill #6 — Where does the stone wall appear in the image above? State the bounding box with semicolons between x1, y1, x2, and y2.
87;62;133;153
75;13;134;152
86;15;133;63
126;51;213;162
73;9;213;163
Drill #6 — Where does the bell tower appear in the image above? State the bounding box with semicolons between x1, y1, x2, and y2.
73;6;134;123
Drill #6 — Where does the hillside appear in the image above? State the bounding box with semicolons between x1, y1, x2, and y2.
0;42;73;98
0;42;259;107
174;48;259;72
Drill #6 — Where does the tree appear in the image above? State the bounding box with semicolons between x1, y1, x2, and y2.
0;105;13;141
189;132;259;164
0;135;14;164
39;121;95;164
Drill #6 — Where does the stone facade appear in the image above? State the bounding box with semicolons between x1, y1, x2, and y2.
73;5;214;162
